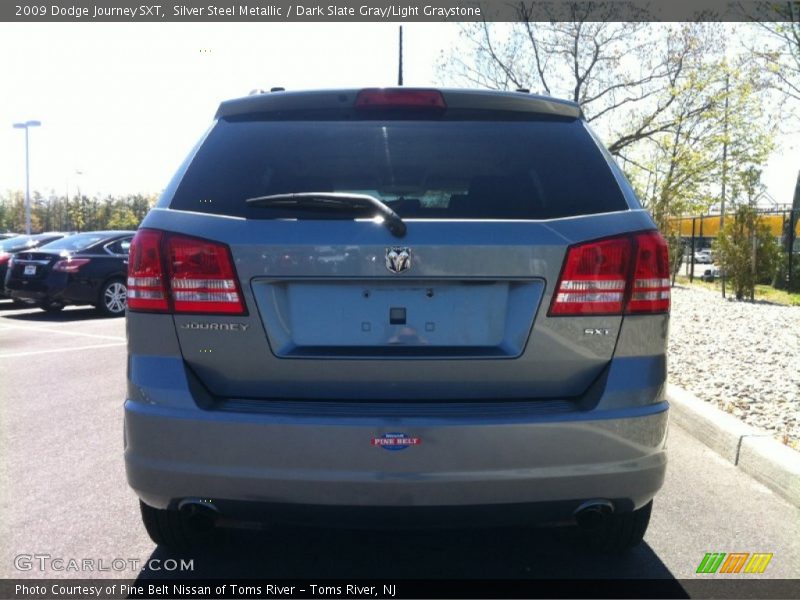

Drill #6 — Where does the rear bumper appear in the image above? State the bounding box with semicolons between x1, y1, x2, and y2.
5;270;72;304
124;397;668;520
6;272;94;305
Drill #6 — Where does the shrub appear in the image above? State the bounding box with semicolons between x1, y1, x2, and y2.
714;205;782;300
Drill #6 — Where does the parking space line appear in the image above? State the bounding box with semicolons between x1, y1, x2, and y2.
0;324;125;342
0;342;126;359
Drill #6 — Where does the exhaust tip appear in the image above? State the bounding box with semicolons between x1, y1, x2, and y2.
574;499;614;530
177;498;220;529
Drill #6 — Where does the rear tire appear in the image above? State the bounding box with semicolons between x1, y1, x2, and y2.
581;500;652;552
97;278;127;317
139;501;215;550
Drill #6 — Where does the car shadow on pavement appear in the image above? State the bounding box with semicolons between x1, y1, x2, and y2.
0;300;25;311
2;307;107;322
136;524;682;583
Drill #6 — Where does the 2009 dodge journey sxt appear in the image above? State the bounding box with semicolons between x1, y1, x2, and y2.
124;88;670;552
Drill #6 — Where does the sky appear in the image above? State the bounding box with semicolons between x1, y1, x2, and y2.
0;22;798;207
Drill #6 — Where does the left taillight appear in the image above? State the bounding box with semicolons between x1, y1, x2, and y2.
127;228;245;315
166;233;245;314
0;252;10;265
127;229;168;311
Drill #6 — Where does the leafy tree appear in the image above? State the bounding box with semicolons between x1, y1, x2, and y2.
627;59;775;223
107;205;139;230
0;191;26;233
0;191;157;233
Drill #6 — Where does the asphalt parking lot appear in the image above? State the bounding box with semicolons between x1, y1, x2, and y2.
0;300;798;592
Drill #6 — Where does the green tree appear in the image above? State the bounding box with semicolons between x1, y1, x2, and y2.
714;203;782;300
1;191;27;233
107;205;139;230
628;60;774;216
0;190;156;233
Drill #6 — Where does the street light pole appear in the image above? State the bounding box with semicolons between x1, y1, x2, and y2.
398;26;403;86
12;120;42;235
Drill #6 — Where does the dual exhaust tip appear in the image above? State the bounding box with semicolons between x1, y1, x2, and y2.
177;497;616;530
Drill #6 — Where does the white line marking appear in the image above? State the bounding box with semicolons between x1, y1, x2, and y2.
0;342;126;359
0;323;125;341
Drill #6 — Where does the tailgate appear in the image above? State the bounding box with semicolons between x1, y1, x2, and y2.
143;210;657;401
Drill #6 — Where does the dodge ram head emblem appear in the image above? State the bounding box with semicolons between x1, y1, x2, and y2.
385;247;411;273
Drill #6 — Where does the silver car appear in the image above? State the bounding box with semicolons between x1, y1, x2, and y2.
124;88;670;552
694;249;713;264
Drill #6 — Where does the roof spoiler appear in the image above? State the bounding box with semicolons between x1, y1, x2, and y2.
215;88;582;120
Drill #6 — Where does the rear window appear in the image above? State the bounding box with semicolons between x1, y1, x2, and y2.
0;235;48;251
0;236;33;251
40;233;105;252
170;117;627;220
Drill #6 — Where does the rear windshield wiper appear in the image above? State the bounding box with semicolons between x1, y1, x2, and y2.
245;192;407;238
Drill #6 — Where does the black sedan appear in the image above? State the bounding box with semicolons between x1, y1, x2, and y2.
4;231;134;316
0;232;70;297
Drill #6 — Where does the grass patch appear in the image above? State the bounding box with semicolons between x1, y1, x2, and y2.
674;275;800;306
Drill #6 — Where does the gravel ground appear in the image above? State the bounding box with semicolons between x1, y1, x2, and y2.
668;284;800;449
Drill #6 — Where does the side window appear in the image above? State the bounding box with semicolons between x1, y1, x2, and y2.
106;237;133;256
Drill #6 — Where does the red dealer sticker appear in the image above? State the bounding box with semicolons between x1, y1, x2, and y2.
371;432;422;451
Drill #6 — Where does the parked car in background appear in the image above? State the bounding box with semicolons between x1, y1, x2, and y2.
125;88;670;552
0;232;70;298
0;233;21;240
4;231;134;315
700;266;725;282
693;249;713;264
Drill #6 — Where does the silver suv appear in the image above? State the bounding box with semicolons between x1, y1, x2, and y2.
124;88;670;552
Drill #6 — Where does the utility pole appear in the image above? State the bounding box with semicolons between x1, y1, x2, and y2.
398;26;403;86
720;73;730;298
751;183;758;302
790;170;800;291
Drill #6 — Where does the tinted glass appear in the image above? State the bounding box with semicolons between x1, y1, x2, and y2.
106;237;132;255
0;235;39;251
39;233;106;252
170;118;627;220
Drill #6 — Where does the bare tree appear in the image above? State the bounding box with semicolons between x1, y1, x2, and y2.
438;3;723;155
749;2;800;102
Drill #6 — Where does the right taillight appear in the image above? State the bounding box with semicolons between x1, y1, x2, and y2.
127;229;245;315
549;230;670;316
53;258;91;272
626;231;671;314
